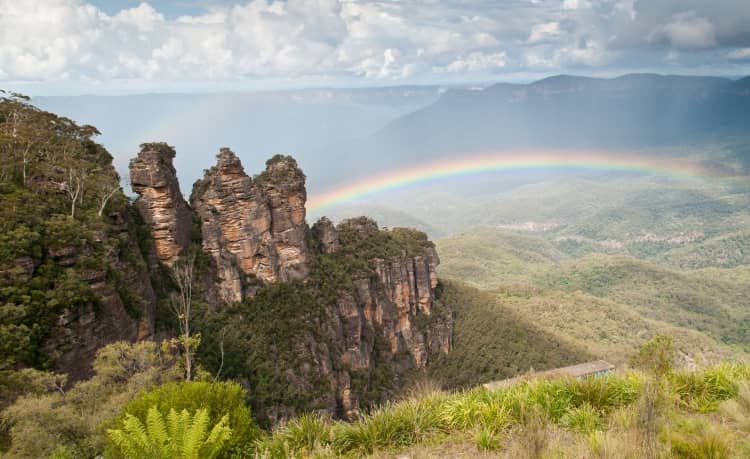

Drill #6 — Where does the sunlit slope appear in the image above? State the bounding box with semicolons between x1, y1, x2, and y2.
436;228;749;375
539;255;750;347
437;228;568;288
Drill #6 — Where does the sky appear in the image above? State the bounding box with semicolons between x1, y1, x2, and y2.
1;0;749;95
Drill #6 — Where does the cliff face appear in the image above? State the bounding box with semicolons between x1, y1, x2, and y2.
257;217;453;422
42;211;157;379
129;143;193;266
131;146;453;424
190;150;310;303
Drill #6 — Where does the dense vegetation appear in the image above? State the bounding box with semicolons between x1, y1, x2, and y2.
427;281;590;388
0;92;135;373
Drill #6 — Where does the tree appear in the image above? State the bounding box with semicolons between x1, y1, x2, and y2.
169;251;199;381
96;172;121;216
630;335;675;376
107;406;232;459
64;165;86;217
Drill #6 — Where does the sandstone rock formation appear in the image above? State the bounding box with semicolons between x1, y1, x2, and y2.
131;145;453;423
299;216;453;420
311;217;339;254
190;149;309;303
130;143;192;266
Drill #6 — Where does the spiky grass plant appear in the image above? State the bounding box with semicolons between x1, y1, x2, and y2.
475;425;502;452
253;363;750;458
561;402;602;434
666;418;732;459
669;365;739;412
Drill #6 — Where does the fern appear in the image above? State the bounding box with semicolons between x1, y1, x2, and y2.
107;405;232;459
146;406;169;450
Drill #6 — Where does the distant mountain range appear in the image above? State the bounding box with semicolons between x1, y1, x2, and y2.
33;87;444;192
331;74;750;180
33;74;750;190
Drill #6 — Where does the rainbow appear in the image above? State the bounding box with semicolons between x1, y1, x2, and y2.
306;149;734;212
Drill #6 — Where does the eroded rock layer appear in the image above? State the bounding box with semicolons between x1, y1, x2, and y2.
129;143;192;266
300;217;453;421
190;149;310;303
131;146;453;423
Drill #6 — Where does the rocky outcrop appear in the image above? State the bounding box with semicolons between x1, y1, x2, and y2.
302;216;453;420
31;210;157;381
190;149;309;303
130;143;192;266
312;217;339;254
256;155;310;281
130;145;453;423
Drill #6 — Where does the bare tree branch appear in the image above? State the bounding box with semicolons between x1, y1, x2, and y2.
170;251;198;381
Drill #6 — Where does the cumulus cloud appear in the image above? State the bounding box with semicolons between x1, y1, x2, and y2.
436;51;508;73
528;22;562;44
0;0;748;93
728;48;750;60
659;13;717;49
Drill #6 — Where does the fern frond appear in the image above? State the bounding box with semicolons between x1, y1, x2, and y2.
146;406;169;450
203;414;233;459
182;408;209;459
108;414;154;458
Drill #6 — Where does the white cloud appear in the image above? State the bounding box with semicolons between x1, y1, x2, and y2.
437;51;507;73
112;2;164;32
563;0;590;11
728;48;750;60
660;13;717;49
528;22;561;44
0;0;747;93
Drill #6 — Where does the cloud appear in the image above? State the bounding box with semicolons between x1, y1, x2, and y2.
659;13;717;49
436;51;508;73
0;0;748;93
728;48;750;60
528;22;561;43
562;0;591;10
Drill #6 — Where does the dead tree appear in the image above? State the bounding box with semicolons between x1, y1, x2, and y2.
170;251;199;381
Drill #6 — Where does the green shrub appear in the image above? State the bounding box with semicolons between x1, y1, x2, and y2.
630;335;675;376
561;402;602;434
255;413;333;458
107;406;232;459
475;425;502;451
1;341;177;458
114;381;260;454
669;365;739;412
569;372;644;412
667;419;731;459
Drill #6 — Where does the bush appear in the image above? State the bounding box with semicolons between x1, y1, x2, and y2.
669;365;739;412
630;335;675;376
561;402;602;433
1;341;177;458
475;425;502;451
113;381;261;455
107;406;232;459
666;419;732;459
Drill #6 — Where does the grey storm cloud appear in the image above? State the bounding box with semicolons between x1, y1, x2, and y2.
609;0;750;50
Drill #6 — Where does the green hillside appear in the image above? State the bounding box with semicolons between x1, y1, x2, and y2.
436;227;750;367
436;228;567;288
427;281;590;389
